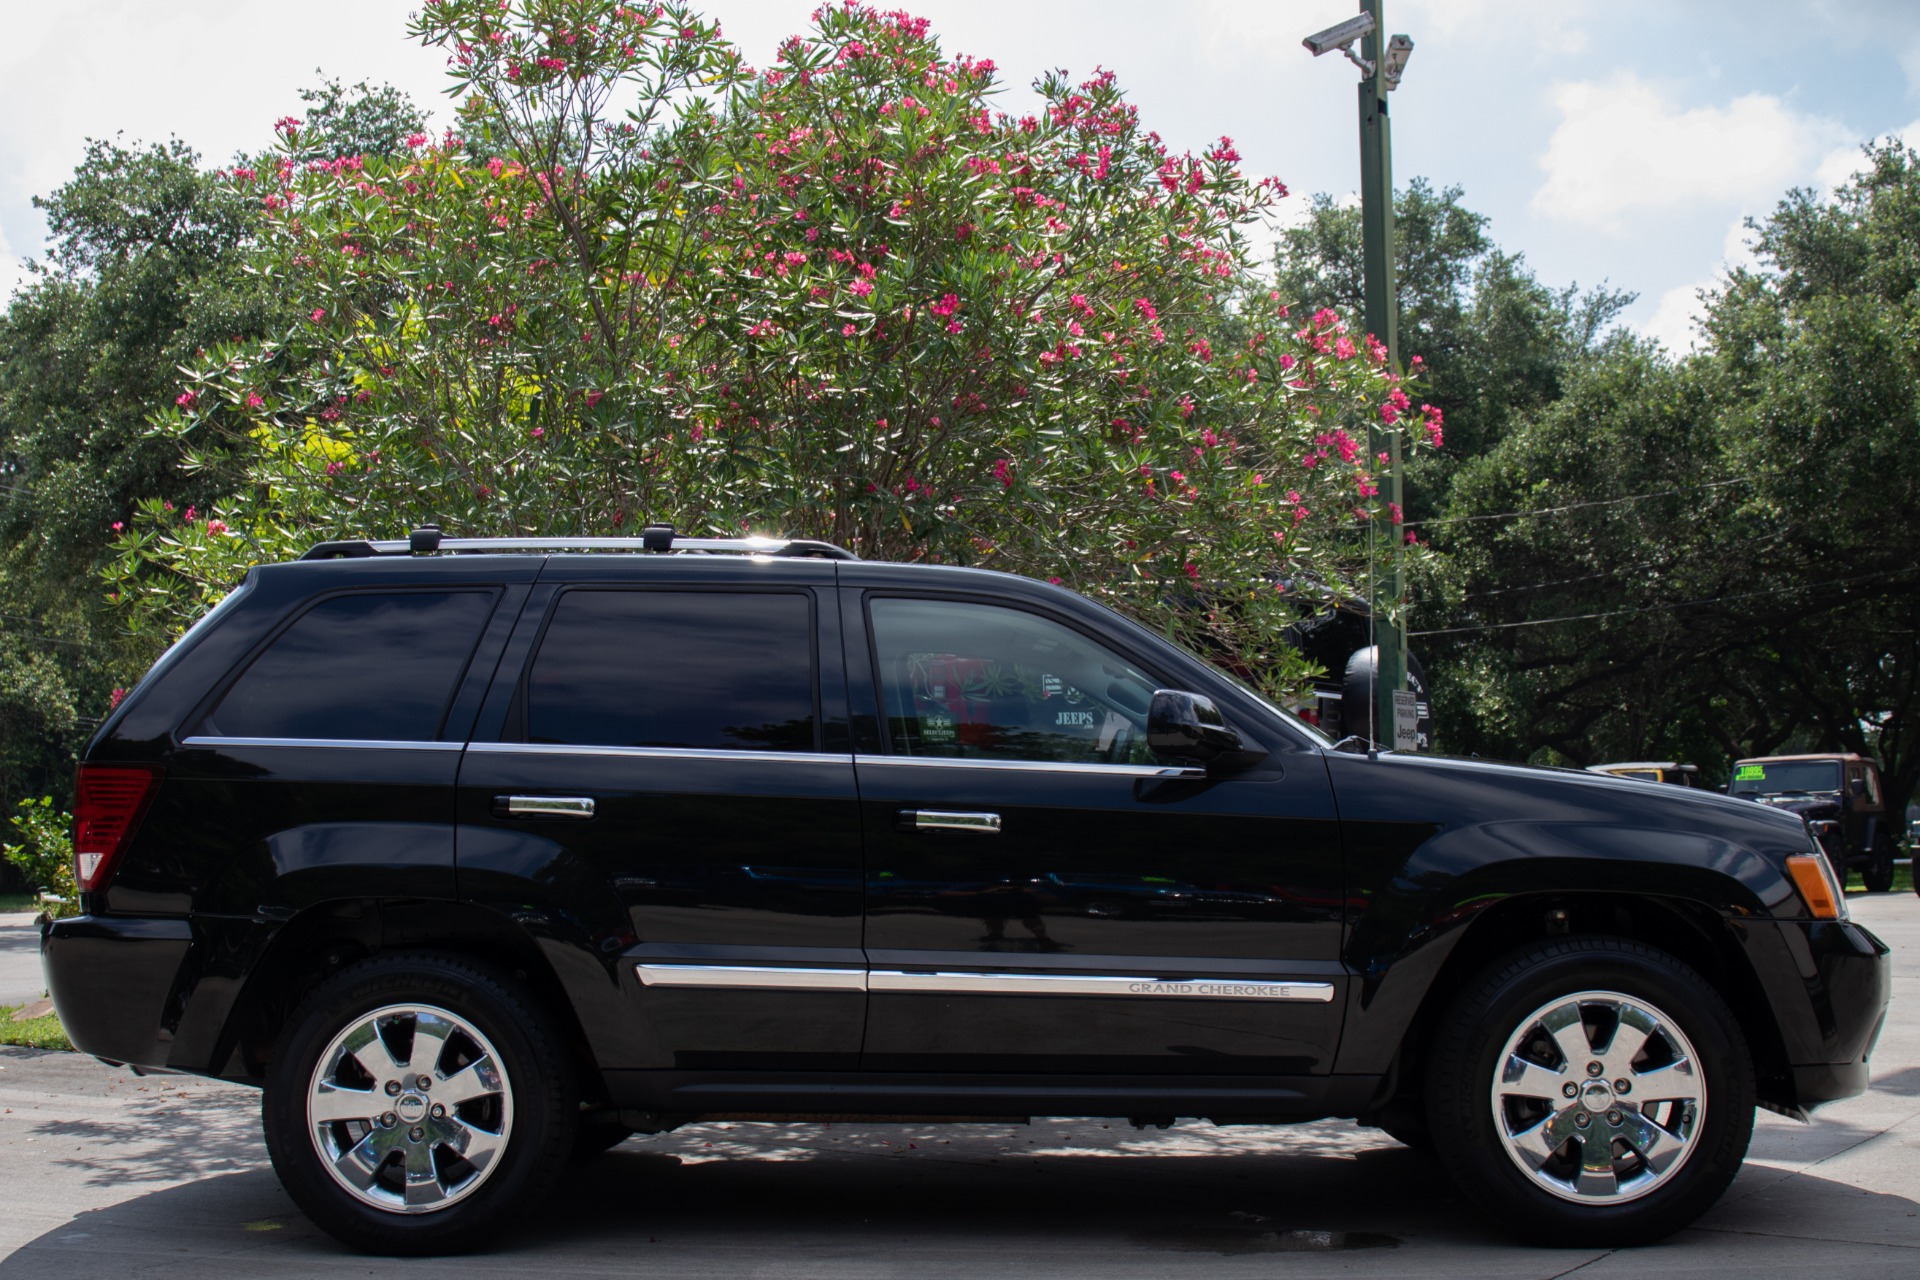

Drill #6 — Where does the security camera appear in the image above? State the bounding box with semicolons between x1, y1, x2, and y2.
1301;12;1376;58
1382;34;1414;89
1303;12;1379;77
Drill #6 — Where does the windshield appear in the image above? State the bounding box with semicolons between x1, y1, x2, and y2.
1730;760;1842;795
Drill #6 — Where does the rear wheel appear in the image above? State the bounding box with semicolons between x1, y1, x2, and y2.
1426;937;1754;1247
263;953;577;1254
1862;831;1896;893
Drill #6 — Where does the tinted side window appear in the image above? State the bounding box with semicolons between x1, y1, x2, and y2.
526;591;816;751
869;597;1158;764
203;591;497;741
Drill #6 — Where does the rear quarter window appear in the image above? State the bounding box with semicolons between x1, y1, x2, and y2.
198;590;498;741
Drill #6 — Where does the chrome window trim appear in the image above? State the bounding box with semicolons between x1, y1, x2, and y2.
180;735;463;752
868;970;1336;1002
854;754;1205;779
467;742;850;766
635;964;867;992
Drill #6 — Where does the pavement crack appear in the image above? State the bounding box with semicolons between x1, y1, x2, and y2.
1543;1248;1616;1279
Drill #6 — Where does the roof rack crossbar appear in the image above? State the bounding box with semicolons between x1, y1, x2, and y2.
299;532;858;561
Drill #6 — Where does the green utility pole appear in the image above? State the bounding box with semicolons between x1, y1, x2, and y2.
1358;0;1409;749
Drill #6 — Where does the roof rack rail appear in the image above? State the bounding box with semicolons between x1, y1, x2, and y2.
299;525;858;562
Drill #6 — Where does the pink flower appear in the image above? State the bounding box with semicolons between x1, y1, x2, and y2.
1183;562;1200;581
183;506;196;520
849;278;874;297
110;521;123;532
325;461;345;476
1133;298;1157;321
929;293;960;317
946;320;963;334
405;132;429;149
109;687;127;710
1334;336;1357;360
992;458;1013;488
206;519;229;535
175;390;196;408
310;308;326;323
1389;502;1404;525
531;427;545;439
585;391;603;408
246;392;264;409
842;323;859;337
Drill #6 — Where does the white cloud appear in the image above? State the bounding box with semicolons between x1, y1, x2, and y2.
1814;116;1920;192
1531;74;1850;232
1634;215;1760;352
0;224;28;305
1641;279;1711;354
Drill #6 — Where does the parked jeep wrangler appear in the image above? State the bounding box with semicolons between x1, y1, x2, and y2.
1728;753;1899;892
44;530;1890;1254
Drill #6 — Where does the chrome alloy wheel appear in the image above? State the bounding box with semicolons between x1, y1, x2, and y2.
1489;989;1704;1205
306;1003;514;1214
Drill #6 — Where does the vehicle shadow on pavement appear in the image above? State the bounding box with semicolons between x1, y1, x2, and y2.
2;1119;1915;1276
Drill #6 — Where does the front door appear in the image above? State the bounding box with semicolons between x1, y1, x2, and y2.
846;590;1347;1075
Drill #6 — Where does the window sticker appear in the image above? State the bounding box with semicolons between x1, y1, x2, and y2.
1735;764;1766;782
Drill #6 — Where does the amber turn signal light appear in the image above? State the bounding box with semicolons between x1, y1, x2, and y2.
1785;854;1843;919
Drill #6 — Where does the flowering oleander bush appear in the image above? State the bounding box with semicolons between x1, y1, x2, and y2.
105;0;1435;693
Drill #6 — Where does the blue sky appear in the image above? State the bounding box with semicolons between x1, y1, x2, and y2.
4;0;1919;351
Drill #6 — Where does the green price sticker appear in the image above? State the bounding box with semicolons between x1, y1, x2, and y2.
1735;764;1766;781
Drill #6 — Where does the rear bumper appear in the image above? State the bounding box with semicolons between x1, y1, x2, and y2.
41;914;193;1070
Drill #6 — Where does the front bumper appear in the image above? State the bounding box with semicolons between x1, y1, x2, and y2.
41;915;192;1069
1764;918;1891;1110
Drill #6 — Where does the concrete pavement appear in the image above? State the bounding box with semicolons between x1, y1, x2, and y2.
0;914;46;1008
0;893;1914;1278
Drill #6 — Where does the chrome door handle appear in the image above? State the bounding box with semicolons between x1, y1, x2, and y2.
497;795;596;819
902;809;1001;834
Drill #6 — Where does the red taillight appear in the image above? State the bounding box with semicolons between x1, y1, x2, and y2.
73;764;163;894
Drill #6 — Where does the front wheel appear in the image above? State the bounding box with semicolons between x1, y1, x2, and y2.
263;953;578;1254
1425;937;1754;1247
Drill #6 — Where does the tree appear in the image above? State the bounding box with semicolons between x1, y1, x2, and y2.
0;78;430;815
1272;179;1633;520
1423;144;1920;829
108;0;1432;696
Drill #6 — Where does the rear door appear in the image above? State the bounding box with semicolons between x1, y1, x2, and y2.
455;557;867;1070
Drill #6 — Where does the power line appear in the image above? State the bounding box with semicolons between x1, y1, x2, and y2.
1461;561;1666;601
1411;565;1919;638
1406;476;1755;531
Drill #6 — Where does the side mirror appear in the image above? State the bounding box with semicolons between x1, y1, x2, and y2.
1849;776;1867;797
1147;690;1245;765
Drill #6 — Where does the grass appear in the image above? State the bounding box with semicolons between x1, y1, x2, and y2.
0;893;41;914
0;1002;72;1052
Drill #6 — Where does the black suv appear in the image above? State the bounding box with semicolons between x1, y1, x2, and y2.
44;530;1890;1254
1729;753;1899;892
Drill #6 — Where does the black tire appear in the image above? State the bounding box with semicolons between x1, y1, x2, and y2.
1862;832;1896;893
1425;936;1754;1247
263;952;578;1255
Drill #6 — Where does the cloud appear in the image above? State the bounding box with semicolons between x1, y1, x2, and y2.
1531;74;1850;232
1633;217;1759;353
1814;116;1920;192
0;224;29;306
